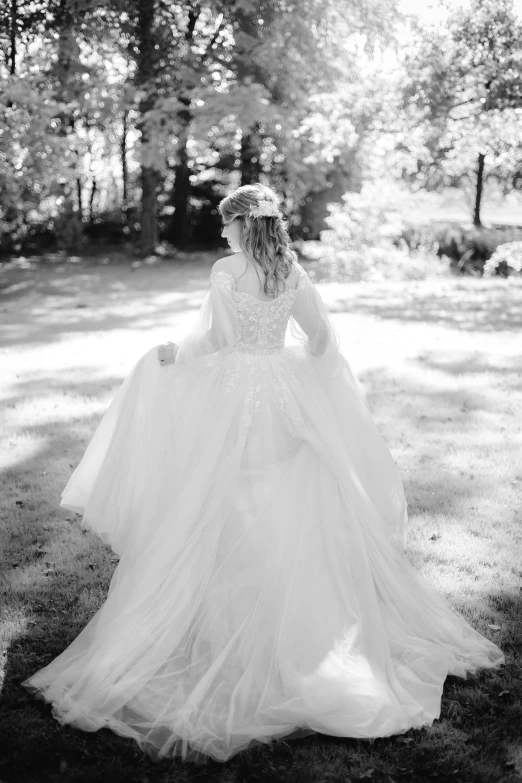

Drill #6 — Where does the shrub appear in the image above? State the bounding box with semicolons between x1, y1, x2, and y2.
483;241;522;277
319;184;451;282
321;183;404;252
304;245;451;283
54;211;86;251
398;223;522;275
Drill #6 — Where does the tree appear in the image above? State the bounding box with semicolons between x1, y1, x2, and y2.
399;0;522;226
161;2;227;246
134;0;159;253
151;0;402;246
0;0;47;76
0;0;405;252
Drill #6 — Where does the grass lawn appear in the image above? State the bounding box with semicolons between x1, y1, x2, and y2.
0;254;521;783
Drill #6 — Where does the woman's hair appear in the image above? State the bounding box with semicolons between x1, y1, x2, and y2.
218;183;296;298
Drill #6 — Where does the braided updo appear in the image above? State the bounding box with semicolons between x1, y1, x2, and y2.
218;183;296;298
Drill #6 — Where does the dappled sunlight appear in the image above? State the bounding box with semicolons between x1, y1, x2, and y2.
0;431;51;473
2;0;521;772
1;262;520;782
326;278;522;333
317;280;521;642
0;259;214;349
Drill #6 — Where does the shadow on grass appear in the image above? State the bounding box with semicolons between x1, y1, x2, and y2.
1;265;520;782
1;586;519;783
419;352;522;391
0;259;215;350
1;390;520;782
329;279;522;333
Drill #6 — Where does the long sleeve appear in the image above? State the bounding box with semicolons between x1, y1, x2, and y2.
289;264;343;373
175;271;241;364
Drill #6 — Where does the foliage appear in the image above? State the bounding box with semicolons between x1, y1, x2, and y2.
0;0;403;253
308;244;451;283
483;241;522;277
316;183;451;282
429;224;522;275
0;78;69;248
393;0;522;227
1;0;521;256
321;182;405;251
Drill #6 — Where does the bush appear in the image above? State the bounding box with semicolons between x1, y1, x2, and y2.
321;183;404;252
54;211;86;251
483;241;522;277
83;208;140;245
319;183;450;282
303;245;451;283
399;223;522;275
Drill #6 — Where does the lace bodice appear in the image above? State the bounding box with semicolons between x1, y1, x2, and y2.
210;270;305;355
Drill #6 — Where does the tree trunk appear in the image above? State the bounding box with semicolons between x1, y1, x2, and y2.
141;167;158;250
56;0;75;110
9;0;17;75
166;8;200;247
135;0;158;254
6;0;17;106
167;103;191;247
121;107;128;221
54;0;80;144
473;152;485;228
89;178;97;222
233;2;264;186
76;178;83;220
240;126;262;185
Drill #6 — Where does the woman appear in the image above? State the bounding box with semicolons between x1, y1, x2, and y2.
22;183;504;764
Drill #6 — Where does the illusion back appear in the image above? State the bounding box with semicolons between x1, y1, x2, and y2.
210;270;303;355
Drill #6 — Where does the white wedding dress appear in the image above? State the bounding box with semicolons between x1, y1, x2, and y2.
22;263;504;763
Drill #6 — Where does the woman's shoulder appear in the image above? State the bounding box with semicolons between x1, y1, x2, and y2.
210;254;307;294
211;253;248;281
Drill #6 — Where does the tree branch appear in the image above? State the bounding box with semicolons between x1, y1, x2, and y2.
185;6;200;44
202;13;225;64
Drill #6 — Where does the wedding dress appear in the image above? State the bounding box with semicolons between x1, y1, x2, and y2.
22;262;504;763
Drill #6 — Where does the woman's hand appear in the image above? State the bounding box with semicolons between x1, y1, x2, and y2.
157;342;178;365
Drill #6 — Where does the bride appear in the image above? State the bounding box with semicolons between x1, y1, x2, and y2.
22;183;504;764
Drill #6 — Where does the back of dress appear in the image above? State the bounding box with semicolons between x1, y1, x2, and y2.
210;269;304;356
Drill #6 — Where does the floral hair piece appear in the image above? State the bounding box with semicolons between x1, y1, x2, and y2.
248;197;281;219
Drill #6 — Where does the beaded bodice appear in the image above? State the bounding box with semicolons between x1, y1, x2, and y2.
210;270;304;355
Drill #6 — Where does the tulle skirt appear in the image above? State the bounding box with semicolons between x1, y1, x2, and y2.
22;344;505;762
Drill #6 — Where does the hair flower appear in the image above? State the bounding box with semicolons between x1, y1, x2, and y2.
248;198;280;219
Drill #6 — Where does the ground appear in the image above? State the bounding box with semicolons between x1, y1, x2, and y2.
0;253;521;783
